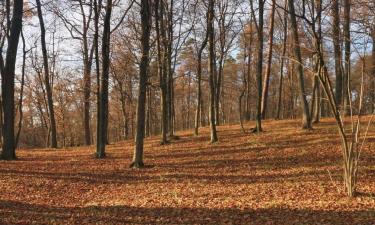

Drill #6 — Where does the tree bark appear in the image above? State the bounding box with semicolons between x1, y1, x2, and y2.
276;0;288;120
194;32;208;136
288;0;312;129
1;0;23;159
131;0;151;168
15;30;27;148
156;0;168;144
253;0;264;132
96;0;112;158
371;26;375;113
332;0;343;108
261;0;276;119
36;0;58;148
342;0;351;115
207;0;218;143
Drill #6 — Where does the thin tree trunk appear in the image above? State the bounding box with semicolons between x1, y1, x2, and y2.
371;26;375;113
261;0;276;119
15;30;27;148
332;0;343;108
194;32;208;136
343;0;351;115
94;0;102;147
36;0;58;148
276;1;288;120
288;0;312;129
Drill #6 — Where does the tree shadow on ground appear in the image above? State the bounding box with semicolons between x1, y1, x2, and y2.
0;200;374;225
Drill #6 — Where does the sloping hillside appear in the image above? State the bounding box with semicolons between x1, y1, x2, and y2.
1;118;375;224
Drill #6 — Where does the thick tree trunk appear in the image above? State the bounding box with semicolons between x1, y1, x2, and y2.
96;0;112;158
1;0;23;159
288;0;312;129
83;62;92;146
260;0;276;119
156;0;168;144
131;0;151;168
36;0;58;148
208;0;218;143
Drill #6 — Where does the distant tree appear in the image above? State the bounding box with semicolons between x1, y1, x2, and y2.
36;0;58;148
260;0;276;119
288;0;312;129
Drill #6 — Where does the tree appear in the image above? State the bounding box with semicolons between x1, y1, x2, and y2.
276;0;288;120
250;0;264;132
332;0;343;107
131;0;151;168
342;0;351;114
260;0;276;119
96;0;113;158
155;0;169;144
288;0;312;129
207;0;218;143
36;0;58;148
1;0;23;159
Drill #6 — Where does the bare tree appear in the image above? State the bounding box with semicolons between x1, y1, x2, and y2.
207;0;218;143
131;0;151;168
96;0;113;158
1;0;23;159
288;0;312;129
332;0;343;107
36;0;58;148
260;0;276;119
250;0;265;132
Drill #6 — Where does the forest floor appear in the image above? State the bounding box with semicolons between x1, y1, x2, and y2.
1;118;375;224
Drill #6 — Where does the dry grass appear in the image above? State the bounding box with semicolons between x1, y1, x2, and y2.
1;118;375;224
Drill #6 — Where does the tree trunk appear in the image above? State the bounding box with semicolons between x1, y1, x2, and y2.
207;0;218;143
131;0;151;168
342;0;351;115
156;0;168;144
194;32;208;136
288;0;312;129
276;1;288;120
370;24;375;113
1;0;23;159
260;0;276;119
36;0;58;148
96;0;112;158
332;0;343;108
254;0;264;132
15;30;27;148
